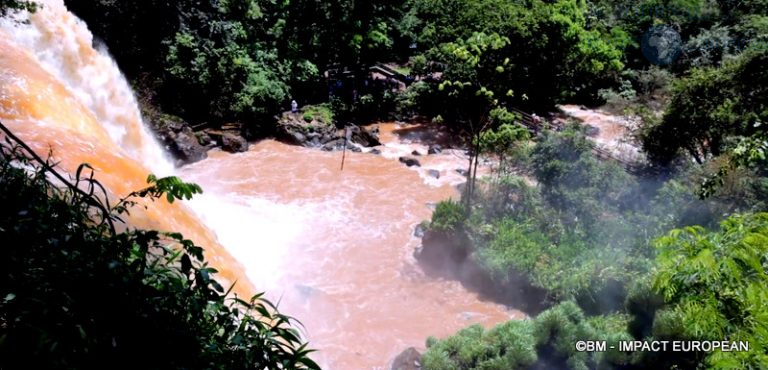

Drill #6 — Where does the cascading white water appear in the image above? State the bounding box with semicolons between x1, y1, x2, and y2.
0;0;174;176
0;0;304;291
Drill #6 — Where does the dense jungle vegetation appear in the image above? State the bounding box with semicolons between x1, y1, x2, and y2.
1;0;767;368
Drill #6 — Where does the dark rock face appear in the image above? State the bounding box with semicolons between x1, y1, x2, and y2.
428;144;443;155
416;229;471;270
390;347;422;370
584;125;600;137
275;113;338;148
417;228;551;314
196;132;213;146
322;139;345;152
144;112;208;166
414;223;426;238
350;125;381;147
274;113;382;152
292;132;307;144
399;157;421;167
220;133;249;153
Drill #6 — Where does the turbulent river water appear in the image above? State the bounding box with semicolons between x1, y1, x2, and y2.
0;1;520;368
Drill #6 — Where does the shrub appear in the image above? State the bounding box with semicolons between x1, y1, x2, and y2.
430;199;466;232
422;322;537;370
651;213;768;368
422;302;633;370
303;112;314;123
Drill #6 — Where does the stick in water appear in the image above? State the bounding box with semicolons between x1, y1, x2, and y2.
340;126;348;171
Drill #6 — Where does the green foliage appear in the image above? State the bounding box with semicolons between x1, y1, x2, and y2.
423;302;632;370
407;0;625;111
301;104;334;125
478;110;530;154
134;174;203;204
0;141;318;369
430;199;466;232
164;6;301;122
395;81;436;118
0;0;36;16
452;127;729;306
475;218;551;286
531;126;635;233
643;48;768;164
68;0;317;129
651;213;768;368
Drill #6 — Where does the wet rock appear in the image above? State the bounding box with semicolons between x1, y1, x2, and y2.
275;112;337;147
427;144;443;155
456;168;469;176
459;311;485;321
144;111;208;166
350;145;362;153
414;223;426;238
196;131;212;146
292;132;307;144
220;133;249;153
348;124;381;147
370;148;382;155
391;347;422;370
411;150;422;156
399;157;421;167
427;169;440;179
322;139;345;151
584;125;600;137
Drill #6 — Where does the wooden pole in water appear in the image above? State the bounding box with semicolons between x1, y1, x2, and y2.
340;126;348;171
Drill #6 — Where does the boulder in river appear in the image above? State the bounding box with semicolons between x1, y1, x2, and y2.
348;124;381;147
391;347;422;370
275;112;337;147
196;131;213;147
414;223;426;238
220;132;249;153
411;150;422;156
427;169;440;179
322;139;345;152
399;156;421;167
292;131;307;144
427;144;443;155
143;111;208;166
370;148;382;155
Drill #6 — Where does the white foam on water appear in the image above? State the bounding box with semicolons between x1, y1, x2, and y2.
185;192;312;290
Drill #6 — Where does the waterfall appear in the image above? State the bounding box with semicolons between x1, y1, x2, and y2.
0;0;173;175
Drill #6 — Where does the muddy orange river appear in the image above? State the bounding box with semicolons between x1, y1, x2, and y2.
0;1;520;368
